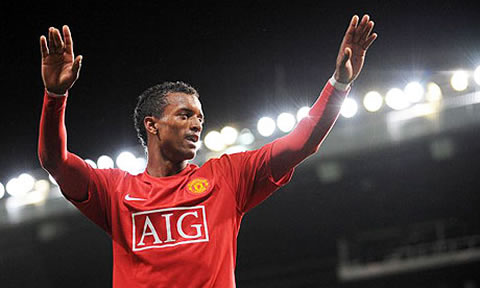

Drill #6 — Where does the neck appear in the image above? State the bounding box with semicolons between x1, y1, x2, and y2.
146;160;188;178
145;145;188;178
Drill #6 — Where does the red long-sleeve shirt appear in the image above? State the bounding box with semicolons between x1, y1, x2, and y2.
38;80;348;288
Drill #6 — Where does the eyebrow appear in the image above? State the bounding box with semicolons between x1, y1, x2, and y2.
178;107;204;119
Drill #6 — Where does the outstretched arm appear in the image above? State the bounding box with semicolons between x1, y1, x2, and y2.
271;15;377;181
38;26;89;201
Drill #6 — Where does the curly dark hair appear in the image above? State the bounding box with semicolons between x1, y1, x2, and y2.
133;81;199;147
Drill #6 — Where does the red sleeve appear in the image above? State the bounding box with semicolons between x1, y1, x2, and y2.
60;163;123;235
270;81;349;181
38;90;118;234
216;142;294;214
214;81;349;213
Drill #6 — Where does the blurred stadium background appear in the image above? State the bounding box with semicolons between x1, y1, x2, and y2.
1;66;480;287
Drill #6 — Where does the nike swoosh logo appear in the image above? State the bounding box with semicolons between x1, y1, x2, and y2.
125;194;147;201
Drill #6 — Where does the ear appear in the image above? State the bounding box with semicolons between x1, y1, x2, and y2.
144;116;159;136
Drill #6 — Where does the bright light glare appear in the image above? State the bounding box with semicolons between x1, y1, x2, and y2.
6;173;36;198
340;98;358;118
204;131;226;151
6;180;50;209
0;182;4;199
385;88;409;110
363;91;383;112
238;128;255;145
220;126;238;145
474;66;480;85
116;151;136;172
276;112;296;132
85;159;97;168
296;106;310;121
404;82;424;103
257;117;276;137
48;174;58;186
135;157;147;174
451;70;469;91
35;179;50;194
225;145;248;154
97;155;114;169
426;82;442;102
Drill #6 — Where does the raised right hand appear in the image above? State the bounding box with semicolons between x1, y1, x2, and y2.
40;25;82;95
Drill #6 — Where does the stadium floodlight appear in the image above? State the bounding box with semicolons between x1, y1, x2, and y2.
296;106;310;121
6;173;35;198
220;126;238;145
0;182;4;199
85;159;97;168
204;130;226;152
238;128;255;145
340;98;358;118
116;151;137;172
18;173;35;191
404;81;424;103
277;112;296;132
385;88;410;110
426;82;442;102
474;66;480;85
450;70;469;91
97;155;114;169
257;117;276;137
363;91;383;112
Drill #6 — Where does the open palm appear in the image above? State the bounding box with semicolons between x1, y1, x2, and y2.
335;15;377;84
40;26;82;95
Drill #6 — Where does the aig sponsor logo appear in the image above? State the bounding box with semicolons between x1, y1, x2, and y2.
132;206;209;251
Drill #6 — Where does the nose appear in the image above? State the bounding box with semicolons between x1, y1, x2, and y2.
190;117;203;133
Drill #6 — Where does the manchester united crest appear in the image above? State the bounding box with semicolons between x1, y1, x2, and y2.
186;178;210;194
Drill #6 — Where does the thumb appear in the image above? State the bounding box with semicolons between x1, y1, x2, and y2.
341;47;352;66
72;55;83;77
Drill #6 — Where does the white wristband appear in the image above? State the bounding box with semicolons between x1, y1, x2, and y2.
46;89;67;97
329;76;351;92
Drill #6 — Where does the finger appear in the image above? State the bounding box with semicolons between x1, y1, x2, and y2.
362;33;378;50
353;15;369;43
359;15;371;34
72;55;83;77
361;21;375;41
40;35;49;59
53;28;64;53
50;28;60;52
343;15;359;44
48;27;55;52
63;25;73;55
341;47;352;66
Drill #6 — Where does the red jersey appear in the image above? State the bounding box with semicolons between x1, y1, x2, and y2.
65;142;293;288
39;80;348;288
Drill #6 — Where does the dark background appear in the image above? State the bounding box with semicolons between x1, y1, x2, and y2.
1;0;479;181
1;1;480;287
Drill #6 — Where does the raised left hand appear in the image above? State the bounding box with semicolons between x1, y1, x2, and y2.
334;15;377;84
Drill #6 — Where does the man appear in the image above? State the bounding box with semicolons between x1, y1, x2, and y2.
38;15;377;288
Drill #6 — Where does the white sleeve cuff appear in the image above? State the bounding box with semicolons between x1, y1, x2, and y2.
46;89;67;97
329;76;351;92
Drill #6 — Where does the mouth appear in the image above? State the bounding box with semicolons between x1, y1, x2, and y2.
185;135;199;147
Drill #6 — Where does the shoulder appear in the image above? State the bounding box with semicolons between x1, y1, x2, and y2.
200;143;274;171
89;167;129;184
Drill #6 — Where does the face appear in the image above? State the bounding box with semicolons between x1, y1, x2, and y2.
154;92;204;162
